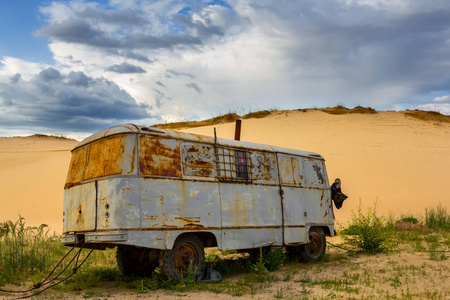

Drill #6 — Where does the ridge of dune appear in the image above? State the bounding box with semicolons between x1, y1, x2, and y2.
1;109;449;233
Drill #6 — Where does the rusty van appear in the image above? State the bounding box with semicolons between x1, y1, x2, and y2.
61;124;335;280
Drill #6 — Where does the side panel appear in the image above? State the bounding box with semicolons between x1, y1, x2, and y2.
140;178;221;230
138;136;182;177
277;154;307;244
301;158;334;225
63;181;96;232
96;178;141;231
220;183;282;249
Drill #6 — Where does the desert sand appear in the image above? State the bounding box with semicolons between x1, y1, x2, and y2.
0;110;449;233
0;135;78;234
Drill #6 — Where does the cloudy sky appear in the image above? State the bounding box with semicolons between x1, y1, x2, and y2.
1;0;450;139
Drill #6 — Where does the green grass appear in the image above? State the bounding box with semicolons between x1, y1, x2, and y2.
1;205;449;298
0;216;64;285
425;204;450;230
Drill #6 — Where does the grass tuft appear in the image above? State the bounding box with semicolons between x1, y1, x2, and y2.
425;204;450;230
341;199;388;253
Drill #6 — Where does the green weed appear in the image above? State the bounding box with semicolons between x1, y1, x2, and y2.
0;216;63;285
425;204;450;230
341;200;388;253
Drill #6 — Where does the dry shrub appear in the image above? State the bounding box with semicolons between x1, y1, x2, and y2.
404;110;450;123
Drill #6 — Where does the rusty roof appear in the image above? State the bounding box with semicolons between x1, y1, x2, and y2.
75;124;324;160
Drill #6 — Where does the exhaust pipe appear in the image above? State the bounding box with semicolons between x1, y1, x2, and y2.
234;119;242;141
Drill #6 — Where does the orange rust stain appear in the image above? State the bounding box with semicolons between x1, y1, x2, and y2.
138;136;181;177
65;147;88;188
182;144;215;177
183;224;205;230
84;135;128;180
175;217;201;224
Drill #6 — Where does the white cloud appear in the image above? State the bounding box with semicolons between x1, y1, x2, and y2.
433;95;450;102
416;103;450;115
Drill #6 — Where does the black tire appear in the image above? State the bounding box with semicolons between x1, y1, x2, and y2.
160;234;204;281
116;246;159;277
301;227;326;262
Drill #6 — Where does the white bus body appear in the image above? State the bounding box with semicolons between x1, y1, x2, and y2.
61;124;335;280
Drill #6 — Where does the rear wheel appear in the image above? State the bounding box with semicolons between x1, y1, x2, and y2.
116;246;159;277
301;227;326;261
160;234;204;281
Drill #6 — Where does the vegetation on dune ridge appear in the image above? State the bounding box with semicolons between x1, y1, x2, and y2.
1;205;449;298
0;133;77;141
153;106;449;130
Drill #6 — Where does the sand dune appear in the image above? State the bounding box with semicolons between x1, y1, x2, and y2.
181;110;450;227
0;135;78;234
1;110;449;233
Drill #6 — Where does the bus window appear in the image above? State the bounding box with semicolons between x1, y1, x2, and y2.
217;146;251;181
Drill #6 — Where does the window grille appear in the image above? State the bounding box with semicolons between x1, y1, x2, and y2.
216;146;252;181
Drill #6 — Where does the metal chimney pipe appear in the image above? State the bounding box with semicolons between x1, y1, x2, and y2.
234;119;242;141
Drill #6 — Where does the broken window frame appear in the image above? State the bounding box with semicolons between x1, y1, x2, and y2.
216;145;252;181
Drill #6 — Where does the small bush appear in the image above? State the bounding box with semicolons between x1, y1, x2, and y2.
341;200;387;253
397;217;419;224
262;247;286;271
425;204;450;230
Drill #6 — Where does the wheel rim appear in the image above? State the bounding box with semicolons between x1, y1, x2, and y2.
172;242;199;275
305;231;322;257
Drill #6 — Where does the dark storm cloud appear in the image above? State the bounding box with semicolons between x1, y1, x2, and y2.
76;7;149;27
106;62;146;74
0;68;152;132
35;1;226;53
246;1;450;106
35;18;203;50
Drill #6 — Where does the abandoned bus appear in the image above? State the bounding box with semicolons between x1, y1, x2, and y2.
62;124;336;280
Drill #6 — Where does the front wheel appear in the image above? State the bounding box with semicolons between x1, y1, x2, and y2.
301;227;326;261
160;234;205;282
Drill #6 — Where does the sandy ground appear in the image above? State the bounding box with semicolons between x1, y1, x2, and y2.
1;110;449;232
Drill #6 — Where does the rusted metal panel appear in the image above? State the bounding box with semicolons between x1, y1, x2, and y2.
181;142;217;178
74;124;324;160
278;154;303;186
63;181;96;233
250;151;278;184
65;146;88;188
84;134;136;181
96;178;141;231
139;136;182;177
302;158;327;187
75;124;139;150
